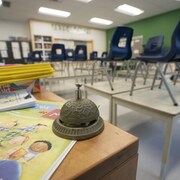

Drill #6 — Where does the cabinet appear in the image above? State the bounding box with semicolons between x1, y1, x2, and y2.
33;35;52;60
0;40;31;64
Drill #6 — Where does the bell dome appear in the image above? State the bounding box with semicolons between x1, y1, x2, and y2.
52;84;104;140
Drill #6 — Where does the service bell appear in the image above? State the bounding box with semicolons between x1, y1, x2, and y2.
52;83;104;140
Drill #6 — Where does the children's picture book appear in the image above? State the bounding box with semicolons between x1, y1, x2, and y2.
0;89;36;112
0;100;76;180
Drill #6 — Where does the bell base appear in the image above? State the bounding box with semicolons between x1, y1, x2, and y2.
52;116;104;140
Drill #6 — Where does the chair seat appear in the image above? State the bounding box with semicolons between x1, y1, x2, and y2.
136;49;176;62
136;55;164;61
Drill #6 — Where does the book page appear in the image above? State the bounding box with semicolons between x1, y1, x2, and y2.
0;89;36;112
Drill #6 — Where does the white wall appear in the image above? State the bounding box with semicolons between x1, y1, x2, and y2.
0;20;30;40
0;19;106;54
30;20;106;54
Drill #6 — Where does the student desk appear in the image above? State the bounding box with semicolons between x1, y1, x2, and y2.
34;91;138;180
84;78;152;123
112;85;180;180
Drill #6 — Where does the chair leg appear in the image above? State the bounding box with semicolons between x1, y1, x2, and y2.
130;61;141;96
125;61;129;81
174;62;180;85
159;63;168;89
112;61;117;82
151;67;158;90
143;63;150;85
156;63;178;106
125;60;133;82
91;60;97;85
139;62;147;83
103;62;114;90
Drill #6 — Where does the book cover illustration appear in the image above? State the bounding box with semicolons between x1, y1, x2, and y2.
0;79;41;94
0;100;76;180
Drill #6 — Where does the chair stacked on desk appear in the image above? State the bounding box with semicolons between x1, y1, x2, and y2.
51;43;66;61
50;43;68;75
90;51;98;60
27;51;43;63
137;35;165;85
130;20;180;106
73;45;89;75
65;49;75;61
91;26;134;90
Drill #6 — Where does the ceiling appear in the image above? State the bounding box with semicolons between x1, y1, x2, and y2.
0;0;179;30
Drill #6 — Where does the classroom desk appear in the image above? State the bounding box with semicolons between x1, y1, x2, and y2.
112;85;180;180
84;78;153;123
34;91;138;180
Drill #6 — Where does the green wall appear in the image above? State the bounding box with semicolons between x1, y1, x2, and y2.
106;9;180;51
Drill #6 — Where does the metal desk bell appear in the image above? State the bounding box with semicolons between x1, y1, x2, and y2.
52;83;104;140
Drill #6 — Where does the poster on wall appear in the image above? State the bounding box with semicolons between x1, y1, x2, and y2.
21;42;30;58
11;42;22;59
0;41;8;58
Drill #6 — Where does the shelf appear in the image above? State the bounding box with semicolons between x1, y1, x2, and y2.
33;35;52;60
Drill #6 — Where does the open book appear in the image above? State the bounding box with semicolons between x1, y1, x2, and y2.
0;89;36;112
0;100;76;180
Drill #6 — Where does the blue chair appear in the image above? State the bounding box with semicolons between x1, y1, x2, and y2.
101;51;108;58
27;50;43;63
91;26;134;90
74;45;87;61
65;49;75;61
97;51;108;60
130;21;180;106
143;35;164;56
90;51;98;60
140;35;164;85
51;44;66;61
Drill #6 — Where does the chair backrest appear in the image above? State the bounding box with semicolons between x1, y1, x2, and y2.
161;20;180;62
109;26;133;60
75;45;87;61
101;51;108;58
51;43;66;61
143;35;164;55
27;50;42;62
65;49;75;61
90;51;98;60
171;21;180;60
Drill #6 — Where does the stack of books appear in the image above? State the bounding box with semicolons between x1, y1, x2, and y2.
0;63;54;111
0;89;36;112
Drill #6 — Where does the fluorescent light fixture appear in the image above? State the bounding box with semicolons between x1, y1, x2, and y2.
89;17;113;25
76;0;92;3
38;7;71;18
0;0;2;6
115;4;144;16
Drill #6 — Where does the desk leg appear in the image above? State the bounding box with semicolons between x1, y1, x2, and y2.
160;119;174;180
109;97;113;124
112;99;117;126
84;89;88;99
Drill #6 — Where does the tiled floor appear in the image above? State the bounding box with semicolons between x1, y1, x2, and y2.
41;76;180;180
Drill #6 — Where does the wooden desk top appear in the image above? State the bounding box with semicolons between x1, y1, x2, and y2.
34;91;138;179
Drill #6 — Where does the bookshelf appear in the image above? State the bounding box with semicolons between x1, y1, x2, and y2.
33;35;53;60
